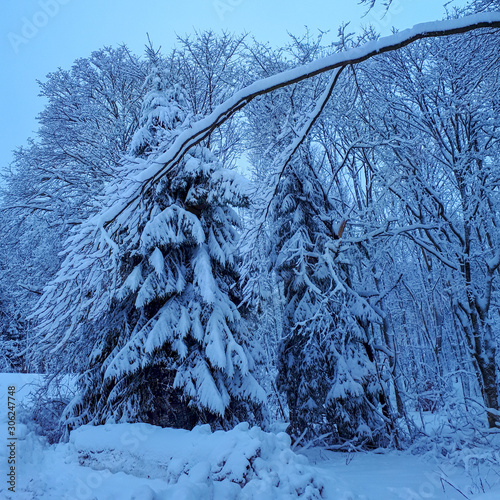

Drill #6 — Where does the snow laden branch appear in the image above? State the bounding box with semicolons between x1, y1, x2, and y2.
101;12;500;232
260;67;345;221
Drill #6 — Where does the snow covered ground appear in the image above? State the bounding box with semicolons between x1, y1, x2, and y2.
1;373;499;500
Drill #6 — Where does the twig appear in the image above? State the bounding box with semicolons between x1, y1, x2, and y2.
440;477;470;499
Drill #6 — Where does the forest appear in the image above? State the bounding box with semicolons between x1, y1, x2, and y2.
0;2;500;494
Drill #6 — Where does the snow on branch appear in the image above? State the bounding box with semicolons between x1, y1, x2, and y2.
101;12;500;231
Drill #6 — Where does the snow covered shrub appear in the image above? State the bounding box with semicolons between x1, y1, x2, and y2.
404;399;500;495
21;375;75;444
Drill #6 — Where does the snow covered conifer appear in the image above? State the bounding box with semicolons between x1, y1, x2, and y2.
130;42;188;158
270;151;384;446
242;56;386;445
36;44;264;433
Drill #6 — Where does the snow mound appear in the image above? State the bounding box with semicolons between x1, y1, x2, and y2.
70;422;325;499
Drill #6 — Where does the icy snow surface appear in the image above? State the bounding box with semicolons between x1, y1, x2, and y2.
2;373;500;499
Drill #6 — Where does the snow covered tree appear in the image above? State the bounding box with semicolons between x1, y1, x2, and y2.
240;35;387;445
173;31;247;168
130;42;189;158
0;289;25;372
35;47;264;433
359;27;500;428
270;150;385;446
0;46;145;371
467;0;500;12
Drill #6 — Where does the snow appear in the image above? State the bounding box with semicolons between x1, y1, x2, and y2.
141;205;206;250
68;422;325;498
98;13;500;232
119;264;143;298
2;373;500;499
304;448;494;500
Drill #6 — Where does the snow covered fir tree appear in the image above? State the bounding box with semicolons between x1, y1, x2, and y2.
0;4;499;487
32;44;265;433
271;155;385;446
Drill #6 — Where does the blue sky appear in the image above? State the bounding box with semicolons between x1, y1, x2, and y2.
0;0;463;173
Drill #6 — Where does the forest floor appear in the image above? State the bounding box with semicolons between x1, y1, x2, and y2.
1;373;499;500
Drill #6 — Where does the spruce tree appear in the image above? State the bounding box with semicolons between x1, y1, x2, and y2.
37;45;264;433
271;152;384;446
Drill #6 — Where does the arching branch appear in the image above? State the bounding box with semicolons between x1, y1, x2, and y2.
101;12;500;231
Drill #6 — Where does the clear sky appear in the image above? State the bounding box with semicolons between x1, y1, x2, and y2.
0;0;464;173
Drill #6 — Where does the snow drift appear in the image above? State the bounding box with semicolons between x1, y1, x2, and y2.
70;422;325;499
